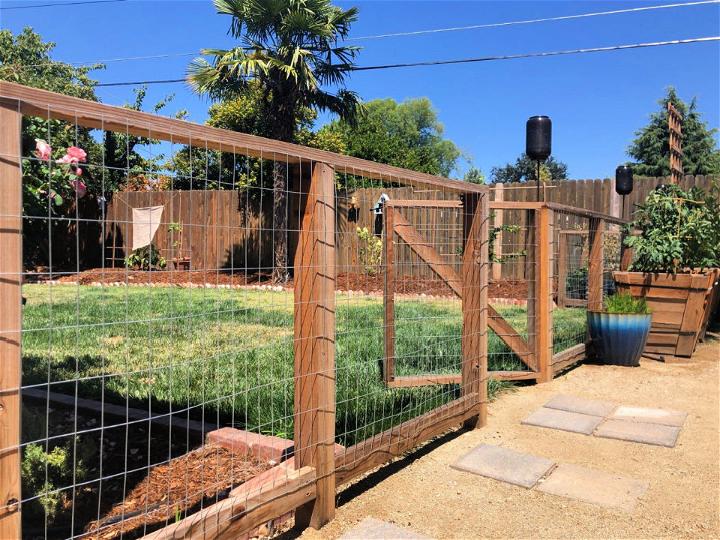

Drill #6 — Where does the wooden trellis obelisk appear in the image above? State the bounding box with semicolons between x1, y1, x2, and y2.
668;102;683;184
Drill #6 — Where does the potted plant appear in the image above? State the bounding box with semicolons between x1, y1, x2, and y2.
587;293;652;367
614;182;720;358
168;222;191;271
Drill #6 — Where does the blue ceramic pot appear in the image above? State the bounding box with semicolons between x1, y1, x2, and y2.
587;312;652;367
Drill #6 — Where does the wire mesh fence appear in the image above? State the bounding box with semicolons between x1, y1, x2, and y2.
0;82;488;539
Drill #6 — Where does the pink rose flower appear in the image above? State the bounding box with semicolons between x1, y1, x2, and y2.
66;146;87;162
56;155;74;164
70;179;87;198
34;139;52;161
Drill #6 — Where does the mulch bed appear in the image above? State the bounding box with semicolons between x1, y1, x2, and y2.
46;269;529;300
83;444;269;540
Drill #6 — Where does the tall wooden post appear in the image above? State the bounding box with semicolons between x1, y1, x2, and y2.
383;204;395;384
293;162;336;529
588;217;605;312
535;207;553;383
462;192;489;428
0;102;23;538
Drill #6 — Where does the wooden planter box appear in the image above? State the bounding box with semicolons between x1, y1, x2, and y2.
613;270;720;358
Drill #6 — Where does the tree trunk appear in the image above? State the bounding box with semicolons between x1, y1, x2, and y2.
271;160;289;283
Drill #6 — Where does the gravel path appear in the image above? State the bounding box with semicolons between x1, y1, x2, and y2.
299;338;719;539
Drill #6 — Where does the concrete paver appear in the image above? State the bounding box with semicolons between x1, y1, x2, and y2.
594;418;681;447
522;407;604;435
536;463;649;512
451;444;556;488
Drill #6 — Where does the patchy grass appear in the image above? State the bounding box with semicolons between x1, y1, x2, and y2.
22;285;585;446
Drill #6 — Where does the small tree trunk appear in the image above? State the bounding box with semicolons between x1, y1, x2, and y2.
271;160;289;283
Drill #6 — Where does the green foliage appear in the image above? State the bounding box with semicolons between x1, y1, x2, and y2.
604;292;650;314
625;183;720;273
463;167;485;184
356;226;383;275
566;267;589;299
490;153;568;184
188;0;361;142
125;245;167;270
321;98;462;178
488;215;524;263
628;87;720;176
22;442;86;523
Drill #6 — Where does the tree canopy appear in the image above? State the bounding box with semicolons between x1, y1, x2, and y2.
187;0;362;281
628;87;720;176
490;153;568;184
319;97;462;177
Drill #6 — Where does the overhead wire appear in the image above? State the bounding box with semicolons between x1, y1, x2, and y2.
347;0;720;41
91;36;720;87
0;0;128;10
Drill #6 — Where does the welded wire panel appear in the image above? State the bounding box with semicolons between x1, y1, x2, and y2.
14;108;308;539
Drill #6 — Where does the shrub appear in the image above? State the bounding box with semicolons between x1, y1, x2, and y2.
604;292;651;314
625;182;720;273
356;226;382;275
22;442;87;523
125;244;167;270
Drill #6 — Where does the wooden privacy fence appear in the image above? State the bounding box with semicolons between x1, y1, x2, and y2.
101;175;713;280
0;81;489;539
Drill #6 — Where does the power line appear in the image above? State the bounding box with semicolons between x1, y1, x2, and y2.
0;0;128;10
347;0;720;41
351;36;720;71
94;35;720;87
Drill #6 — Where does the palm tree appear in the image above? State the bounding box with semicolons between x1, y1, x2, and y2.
188;0;361;282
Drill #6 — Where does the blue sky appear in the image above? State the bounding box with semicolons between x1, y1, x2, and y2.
2;0;719;179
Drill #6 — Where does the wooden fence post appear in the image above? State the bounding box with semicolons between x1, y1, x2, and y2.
557;232;568;308
588;217;605;312
535;207;553;383
293;162;336;529
0;102;23;539
462;192;489;427
383;204;395;384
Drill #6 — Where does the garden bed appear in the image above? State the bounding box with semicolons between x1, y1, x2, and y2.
45;268;529;299
83;444;269;539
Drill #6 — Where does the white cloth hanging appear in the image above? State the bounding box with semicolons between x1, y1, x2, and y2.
131;206;164;250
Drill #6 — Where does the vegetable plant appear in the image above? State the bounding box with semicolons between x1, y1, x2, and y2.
125;244;167;270
625;182;720;273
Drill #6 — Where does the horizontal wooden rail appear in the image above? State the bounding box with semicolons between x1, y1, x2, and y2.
335;394;478;486
552;344;586;376
387;199;462;208
489;200;629;226
387;371;539;388
0;81;485;195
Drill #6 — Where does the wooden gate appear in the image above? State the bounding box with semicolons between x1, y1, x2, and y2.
382;199;540;388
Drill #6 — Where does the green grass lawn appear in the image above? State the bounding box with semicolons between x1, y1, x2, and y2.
22;285;586;446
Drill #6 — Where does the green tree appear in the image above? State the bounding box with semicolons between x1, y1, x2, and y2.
490;153;568;184
628;87;720;176
463;167;485;184
188;0;361;282
321;98;461;178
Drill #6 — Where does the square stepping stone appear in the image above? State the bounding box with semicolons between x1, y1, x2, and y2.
451;444;555;488
594;419;681;447
536;463;648;512
339;518;432;539
544;394;617;417
522;407;604;435
610;405;687;427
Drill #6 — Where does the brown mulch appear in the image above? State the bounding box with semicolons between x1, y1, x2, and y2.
83;444;269;540
49;268;530;300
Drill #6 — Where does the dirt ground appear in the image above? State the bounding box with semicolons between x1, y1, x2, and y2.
299;338;720;539
48;269;529;299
